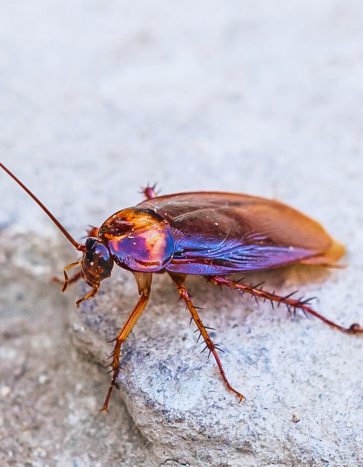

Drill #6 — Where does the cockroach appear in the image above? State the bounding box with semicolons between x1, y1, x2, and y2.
1;163;362;412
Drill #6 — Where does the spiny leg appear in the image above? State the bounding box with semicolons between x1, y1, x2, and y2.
102;272;152;412
141;183;158;200
169;272;245;402
87;226;99;238
210;276;363;335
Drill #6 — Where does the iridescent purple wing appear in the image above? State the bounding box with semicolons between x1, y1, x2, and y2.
138;192;341;275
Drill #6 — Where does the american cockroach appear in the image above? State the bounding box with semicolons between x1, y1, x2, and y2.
1;163;362;412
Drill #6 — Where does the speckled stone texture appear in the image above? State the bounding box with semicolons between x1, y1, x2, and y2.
1;0;363;466
73;262;363;466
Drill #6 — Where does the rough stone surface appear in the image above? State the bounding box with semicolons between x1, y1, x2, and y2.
75;264;363;466
1;0;363;466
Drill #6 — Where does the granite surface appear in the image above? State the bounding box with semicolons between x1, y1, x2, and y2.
1;0;363;465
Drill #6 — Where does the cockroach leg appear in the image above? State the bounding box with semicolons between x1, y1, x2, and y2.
169;272;245;403
75;285;99;308
141;183;158;200
87;225;99;238
60;261;82;292
102;272;152;412
62;268;83;288
54;227;98;288
52;267;83;288
62;261;81;292
210;276;363;335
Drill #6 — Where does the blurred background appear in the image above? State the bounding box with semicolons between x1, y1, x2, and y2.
1;0;362;236
1;1;363;465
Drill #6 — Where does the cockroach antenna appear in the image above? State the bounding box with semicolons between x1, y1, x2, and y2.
0;163;85;251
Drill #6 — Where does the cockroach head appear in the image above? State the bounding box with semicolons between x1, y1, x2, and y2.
81;237;114;287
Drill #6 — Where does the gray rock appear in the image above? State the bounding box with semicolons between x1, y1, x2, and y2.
1;0;363;465
74;256;363;466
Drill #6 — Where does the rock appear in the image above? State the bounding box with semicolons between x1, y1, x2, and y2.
1;0;363;465
74;260;363;466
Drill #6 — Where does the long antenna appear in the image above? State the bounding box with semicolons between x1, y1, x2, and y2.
0;163;85;251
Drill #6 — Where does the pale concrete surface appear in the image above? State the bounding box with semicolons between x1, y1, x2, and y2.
1;0;363;466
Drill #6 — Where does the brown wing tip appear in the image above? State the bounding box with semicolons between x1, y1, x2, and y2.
301;239;346;266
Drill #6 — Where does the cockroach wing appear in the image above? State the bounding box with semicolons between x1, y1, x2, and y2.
139;192;344;275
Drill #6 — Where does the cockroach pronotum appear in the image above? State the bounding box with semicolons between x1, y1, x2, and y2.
1;163;362;412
